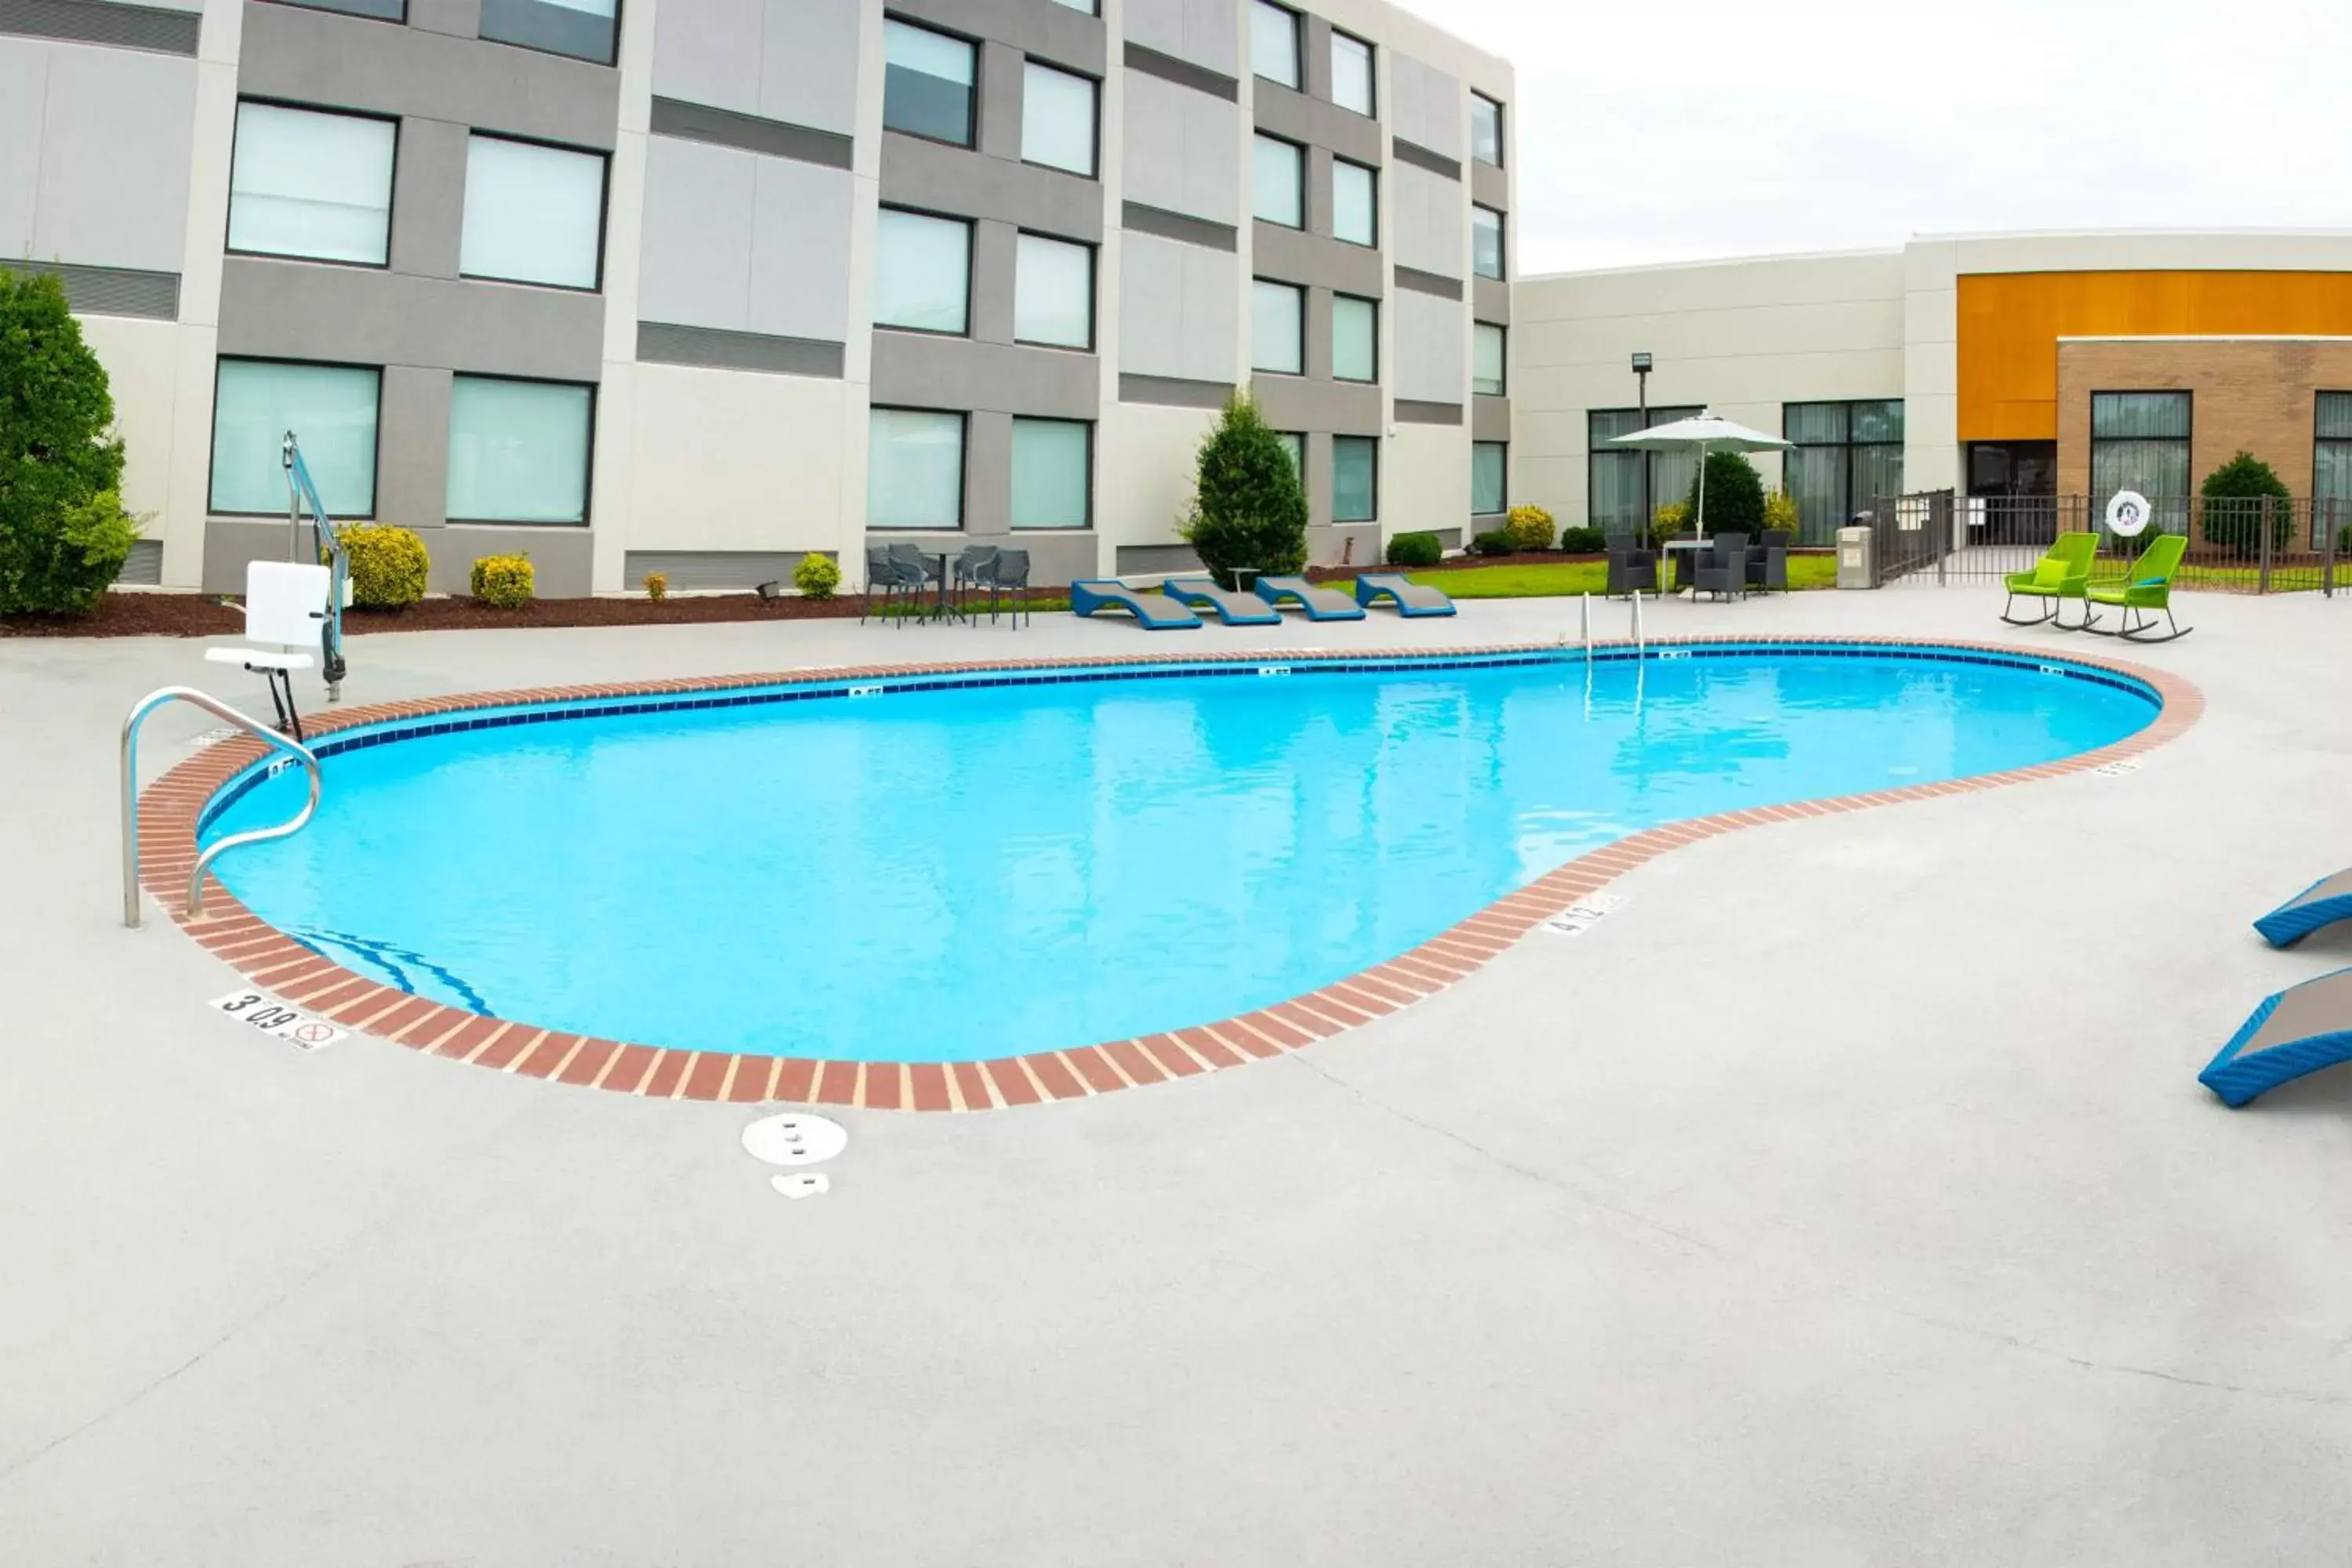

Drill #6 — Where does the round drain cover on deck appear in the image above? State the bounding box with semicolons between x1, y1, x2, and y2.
742;1112;848;1167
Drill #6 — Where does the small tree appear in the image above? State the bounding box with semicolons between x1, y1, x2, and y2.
2197;450;2295;560
1180;394;1307;587
0;270;139;615
1683;451;1766;539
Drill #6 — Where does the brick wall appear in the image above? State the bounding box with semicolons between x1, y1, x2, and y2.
2056;337;2352;500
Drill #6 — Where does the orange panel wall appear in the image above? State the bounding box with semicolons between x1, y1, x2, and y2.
1957;271;2352;441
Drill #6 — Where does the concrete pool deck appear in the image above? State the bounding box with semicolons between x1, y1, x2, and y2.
3;586;2349;1564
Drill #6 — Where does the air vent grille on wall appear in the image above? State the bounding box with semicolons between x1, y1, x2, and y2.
1;261;180;321
0;0;200;53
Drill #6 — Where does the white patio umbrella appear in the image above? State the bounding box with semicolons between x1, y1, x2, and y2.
1609;409;1791;543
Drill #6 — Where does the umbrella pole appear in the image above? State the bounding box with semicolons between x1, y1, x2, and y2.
1694;440;1709;543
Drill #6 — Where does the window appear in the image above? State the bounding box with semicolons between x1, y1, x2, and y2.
1472;322;1505;397
1015;232;1092;349
883;18;975;147
1784;400;1904;541
1471;93;1503;165
1330;31;1374;115
1011;418;1091;529
1022;62;1097;176
1472;205;1504;281
868;409;965;529
1250;1;1299;88
1046;0;1096;10
1588;405;1700;532
210;359;379;517
1276;431;1305;477
460;135;605;290
270;0;405;21
1472;441;1506;516
874;209;971;334
227;103;395;266
2090;392;2191;536
2316;393;2352;543
446;376;592;524
479;0;615;64
1332;295;1377;383
1252;135;1304;228
1332;159;1376;247
1332;436;1376;522
1251;279;1303;375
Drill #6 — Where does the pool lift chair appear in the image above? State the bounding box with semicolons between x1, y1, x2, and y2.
205;432;350;739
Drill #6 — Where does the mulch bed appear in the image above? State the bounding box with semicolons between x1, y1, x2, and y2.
0;589;1059;640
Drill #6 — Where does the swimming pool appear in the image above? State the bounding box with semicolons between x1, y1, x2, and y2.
197;643;2157;1065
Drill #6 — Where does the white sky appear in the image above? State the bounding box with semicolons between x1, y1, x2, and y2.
1395;0;2352;274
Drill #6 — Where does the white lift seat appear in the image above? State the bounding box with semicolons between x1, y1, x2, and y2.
209;561;329;738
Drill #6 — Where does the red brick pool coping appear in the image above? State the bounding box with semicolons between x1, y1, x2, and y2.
137;636;2201;1112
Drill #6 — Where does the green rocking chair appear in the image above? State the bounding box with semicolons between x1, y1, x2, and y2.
2001;532;2099;628
2083;533;2191;643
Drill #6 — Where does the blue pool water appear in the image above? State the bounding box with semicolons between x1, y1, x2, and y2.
204;647;2155;1062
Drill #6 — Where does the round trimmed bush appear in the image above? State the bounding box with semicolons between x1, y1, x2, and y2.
2197;451;2295;560
1504;505;1555;553
1471;528;1516;557
793;553;840;601
1385;531;1442;568
1559;526;1607;555
470;552;535;609
342;524;429;610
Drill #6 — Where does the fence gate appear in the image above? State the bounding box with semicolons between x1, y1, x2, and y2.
1864;493;2343;596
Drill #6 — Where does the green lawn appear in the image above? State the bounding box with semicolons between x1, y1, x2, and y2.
1405;555;1839;599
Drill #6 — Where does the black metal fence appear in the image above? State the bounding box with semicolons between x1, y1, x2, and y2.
1863;493;2347;595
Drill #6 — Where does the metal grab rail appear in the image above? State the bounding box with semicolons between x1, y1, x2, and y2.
122;687;322;929
283;432;347;699
1580;590;1646;655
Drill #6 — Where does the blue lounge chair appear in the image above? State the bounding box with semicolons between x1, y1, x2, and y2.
1071;579;1203;630
1161;576;1283;626
1254;575;1366;621
2254;870;2352;949
2198;968;2352;1107
1353;573;1456;618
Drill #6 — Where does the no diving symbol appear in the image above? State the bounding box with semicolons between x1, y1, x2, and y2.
290;1022;337;1048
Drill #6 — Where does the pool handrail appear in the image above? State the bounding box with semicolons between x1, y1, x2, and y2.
122;686;322;928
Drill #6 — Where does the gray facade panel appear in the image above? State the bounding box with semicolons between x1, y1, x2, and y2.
1121;0;1235;78
637;321;844;377
866;528;1100;587
887;0;1105;75
1250;373;1379;437
623;549;822;590
202;517;593;596
408;0;481;40
648;96;852;168
869;331;1098;420
373;363;453;535
1117;372;1231;408
1251;80;1381;166
1252;219;1381;297
387;118;466;281
1472;394;1510;442
879;132;1103;244
1113;542;1204;575
1470;154;1508;213
1395;265;1462;300
0;0;197;53
0;259;177;318
1120;40;1235;102
20;41;195;274
1473;275;1510;324
1391;136;1460;180
217;258;608;383
1395;398;1463;425
237;1;621;151
1120;201;1235;252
